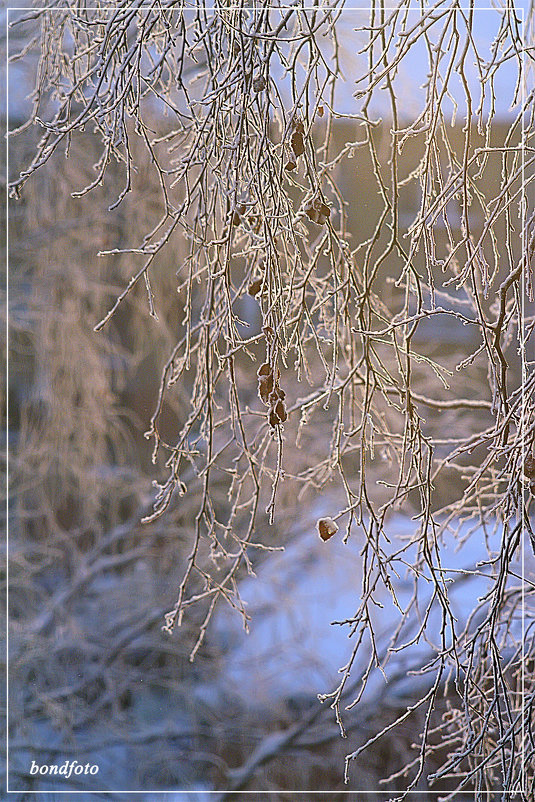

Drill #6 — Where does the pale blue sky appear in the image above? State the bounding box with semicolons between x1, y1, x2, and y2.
3;4;527;123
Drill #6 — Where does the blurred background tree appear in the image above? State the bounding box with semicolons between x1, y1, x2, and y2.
5;1;535;798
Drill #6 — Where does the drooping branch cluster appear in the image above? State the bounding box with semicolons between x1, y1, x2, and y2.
8;0;535;796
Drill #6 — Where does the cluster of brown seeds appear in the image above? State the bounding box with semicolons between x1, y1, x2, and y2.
283;119;331;225
232;203;247;226
232;204;265;238
304;193;331;226
524;454;535;495
257;362;287;428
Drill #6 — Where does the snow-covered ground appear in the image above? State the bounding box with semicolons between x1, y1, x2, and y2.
207;498;528;709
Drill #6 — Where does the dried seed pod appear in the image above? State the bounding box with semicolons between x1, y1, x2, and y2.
263;325;275;339
248;278;262;297
285;160;297;172
232;203;247;226
274;385;285;400
304;196;331;226
253;74;266;92
257;362;272;377
290;130;305;157
274;399;287;422
304;204;316;223
317;517;338;542
269;408;281;428
258;374;274;404
524;454;535;479
317;105;324;117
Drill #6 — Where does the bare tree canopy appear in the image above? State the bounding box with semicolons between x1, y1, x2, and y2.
7;1;535;798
